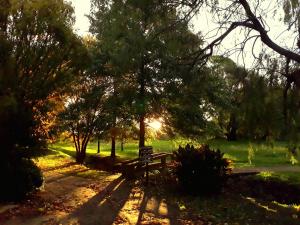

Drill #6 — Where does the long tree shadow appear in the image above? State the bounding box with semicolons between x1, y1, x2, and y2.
61;176;132;225
136;186;180;225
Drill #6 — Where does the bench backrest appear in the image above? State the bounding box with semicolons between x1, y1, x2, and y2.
139;146;153;164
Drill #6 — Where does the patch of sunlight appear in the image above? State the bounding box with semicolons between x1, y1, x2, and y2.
290;155;298;165
258;171;274;179
117;188;144;224
245;197;277;213
103;174;122;182
76;170;110;179
34;154;72;169
64;146;75;151
271;201;289;208
158;200;168;216
272;201;300;211
111;179;125;192
71;187;96;202
177;201;186;211
223;153;238;161
98;198;107;206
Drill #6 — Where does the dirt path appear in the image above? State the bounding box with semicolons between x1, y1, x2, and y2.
0;156;204;225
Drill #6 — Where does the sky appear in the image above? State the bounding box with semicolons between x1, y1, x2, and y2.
69;0;91;35
69;0;296;68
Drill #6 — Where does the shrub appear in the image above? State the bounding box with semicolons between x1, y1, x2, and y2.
173;144;231;194
0;158;43;201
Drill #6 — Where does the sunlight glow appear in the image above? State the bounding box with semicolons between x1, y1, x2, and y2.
147;119;162;131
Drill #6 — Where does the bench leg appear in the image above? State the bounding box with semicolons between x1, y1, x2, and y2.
160;157;167;175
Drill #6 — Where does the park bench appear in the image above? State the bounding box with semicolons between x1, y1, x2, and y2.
121;146;172;179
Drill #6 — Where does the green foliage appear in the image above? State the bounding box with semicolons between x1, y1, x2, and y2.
0;0;84;198
0;0;86;146
59;74;110;163
287;145;299;165
0;158;43;201
89;0;222;142
173;144;231;194
210;56;285;141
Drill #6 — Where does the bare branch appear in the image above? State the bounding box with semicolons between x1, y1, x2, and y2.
238;0;300;63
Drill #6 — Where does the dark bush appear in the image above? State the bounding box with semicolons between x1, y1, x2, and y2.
173;144;231;194
0;158;43;201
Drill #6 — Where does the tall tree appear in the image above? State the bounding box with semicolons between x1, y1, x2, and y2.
0;0;85;155
0;0;84;199
90;0;208;147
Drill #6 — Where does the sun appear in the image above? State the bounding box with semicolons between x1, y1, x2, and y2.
147;118;162;131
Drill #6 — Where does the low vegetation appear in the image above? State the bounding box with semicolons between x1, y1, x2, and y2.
173;144;231;194
1;157;43;201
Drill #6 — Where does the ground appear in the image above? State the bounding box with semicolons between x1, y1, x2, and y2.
0;152;205;225
1;147;300;225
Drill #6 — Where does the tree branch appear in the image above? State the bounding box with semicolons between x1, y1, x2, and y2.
238;0;300;63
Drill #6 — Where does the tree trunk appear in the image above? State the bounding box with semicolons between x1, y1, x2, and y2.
75;142;86;164
283;83;289;130
226;113;237;141
139;115;145;147
73;134;89;164
121;138;124;151
97;136;100;154
76;151;86;164
111;136;116;158
138;53;146;148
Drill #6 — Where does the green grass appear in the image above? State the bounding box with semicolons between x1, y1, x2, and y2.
49;138;297;168
208;139;292;167
257;171;300;185
49;139;177;160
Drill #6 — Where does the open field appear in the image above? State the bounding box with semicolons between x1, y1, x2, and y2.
50;139;296;168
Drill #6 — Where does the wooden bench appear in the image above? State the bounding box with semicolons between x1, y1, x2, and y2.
121;151;172;179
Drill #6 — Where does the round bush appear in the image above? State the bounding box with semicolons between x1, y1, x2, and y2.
0;158;43;201
173;144;231;194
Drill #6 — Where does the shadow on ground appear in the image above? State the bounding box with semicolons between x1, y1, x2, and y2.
59;174;186;225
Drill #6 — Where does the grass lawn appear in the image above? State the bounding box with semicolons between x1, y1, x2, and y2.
49;138;297;168
208;139;292;167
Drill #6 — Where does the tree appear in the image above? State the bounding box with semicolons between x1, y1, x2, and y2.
0;0;85;154
209;56;247;141
90;0;214;147
175;0;300;85
0;0;84;199
60;75;110;163
210;56;285;141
